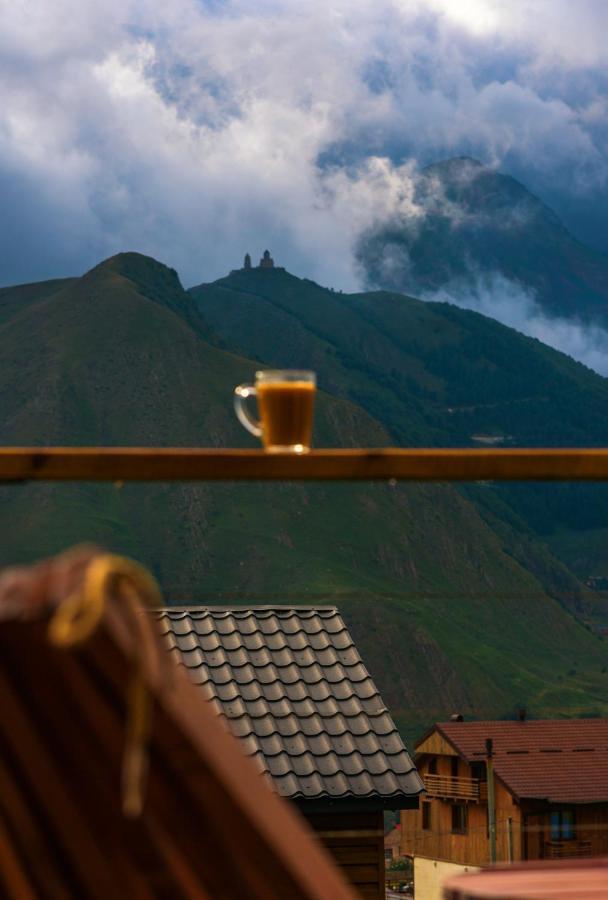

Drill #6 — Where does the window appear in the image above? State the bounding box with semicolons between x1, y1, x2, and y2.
451;803;467;834
422;800;432;830
428;757;437;775
470;762;485;782
450;756;459;778
550;809;574;841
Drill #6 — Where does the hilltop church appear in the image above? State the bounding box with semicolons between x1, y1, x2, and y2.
242;249;280;270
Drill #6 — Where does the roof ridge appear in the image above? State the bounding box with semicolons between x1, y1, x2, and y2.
438;718;608;725
156;605;340;613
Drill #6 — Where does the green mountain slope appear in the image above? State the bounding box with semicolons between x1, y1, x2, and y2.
189;264;608;587
356;156;608;326
1;252;607;739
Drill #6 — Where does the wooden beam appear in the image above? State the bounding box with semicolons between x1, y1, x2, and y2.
0;814;38;900
0;668;124;899
1;447;608;482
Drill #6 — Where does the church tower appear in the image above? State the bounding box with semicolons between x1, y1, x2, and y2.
259;249;274;269
243;253;252;270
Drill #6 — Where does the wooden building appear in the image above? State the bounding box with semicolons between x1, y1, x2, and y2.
160;606;424;899
401;718;608;877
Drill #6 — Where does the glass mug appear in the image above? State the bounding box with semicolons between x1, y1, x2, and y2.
234;370;316;453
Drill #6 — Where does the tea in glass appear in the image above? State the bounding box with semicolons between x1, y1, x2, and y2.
234;370;316;452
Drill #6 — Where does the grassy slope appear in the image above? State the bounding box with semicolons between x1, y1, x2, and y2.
190;267;608;597
1;253;607;740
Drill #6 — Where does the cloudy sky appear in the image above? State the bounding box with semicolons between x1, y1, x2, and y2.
1;0;607;291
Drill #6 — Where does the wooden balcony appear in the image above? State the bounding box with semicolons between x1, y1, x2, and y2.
423;774;485;802
544;840;592;859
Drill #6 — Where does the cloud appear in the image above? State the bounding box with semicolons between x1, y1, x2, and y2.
424;271;608;376
426;0;608;68
0;0;607;290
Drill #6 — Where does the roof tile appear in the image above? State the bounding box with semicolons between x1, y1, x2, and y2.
215;681;239;702
434;720;608;804
251;715;276;738
159;607;423;803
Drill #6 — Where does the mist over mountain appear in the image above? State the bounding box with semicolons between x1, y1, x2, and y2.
356;157;608;373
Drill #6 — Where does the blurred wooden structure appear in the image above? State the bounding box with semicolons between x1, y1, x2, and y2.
443;857;608;899
0;550;357;900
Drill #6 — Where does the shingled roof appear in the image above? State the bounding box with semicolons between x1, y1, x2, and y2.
425;720;608;805
159;606;423;808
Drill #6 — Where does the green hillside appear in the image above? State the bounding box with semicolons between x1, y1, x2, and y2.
1;252;607;739
190;265;608;591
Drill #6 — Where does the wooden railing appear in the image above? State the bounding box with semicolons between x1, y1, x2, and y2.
423;774;483;802
2;447;608;482
544;840;592;859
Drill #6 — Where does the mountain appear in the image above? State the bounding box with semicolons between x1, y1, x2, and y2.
1;251;608;740
189;262;608;582
356;157;608;327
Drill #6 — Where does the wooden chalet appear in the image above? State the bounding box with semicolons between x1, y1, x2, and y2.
401;718;608;897
160;606;424;899
0;549;360;900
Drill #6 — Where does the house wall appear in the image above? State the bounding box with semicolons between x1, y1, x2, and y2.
416;733;458;757
578;804;608;857
401;753;522;866
303;809;385;900
413;857;479;900
522;803;608;860
402;751;608;867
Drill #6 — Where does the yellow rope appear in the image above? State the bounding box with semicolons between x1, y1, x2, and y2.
48;553;163;818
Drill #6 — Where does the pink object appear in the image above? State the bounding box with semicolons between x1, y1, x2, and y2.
443;858;608;899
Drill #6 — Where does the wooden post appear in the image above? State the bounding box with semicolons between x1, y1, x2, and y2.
507;816;513;863
486;738;497;864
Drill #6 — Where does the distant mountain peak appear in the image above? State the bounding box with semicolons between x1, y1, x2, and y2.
356;156;608;325
86;252;183;292
419;156;550;221
423;156;485;177
79;251;210;331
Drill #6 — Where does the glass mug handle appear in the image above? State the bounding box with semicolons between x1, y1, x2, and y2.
234;384;262;437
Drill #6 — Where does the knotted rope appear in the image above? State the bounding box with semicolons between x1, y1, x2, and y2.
48;553;163;818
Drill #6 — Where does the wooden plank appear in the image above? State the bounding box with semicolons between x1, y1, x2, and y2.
0;668;122;899
0;814;37;900
1;633;162;900
326;847;380;865
0;751;72;899
304;811;382;830
339;865;379;883
316;830;385;840
2;446;608;482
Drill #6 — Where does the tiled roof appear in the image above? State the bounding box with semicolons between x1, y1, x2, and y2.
431;720;608;804
159;606;423;805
